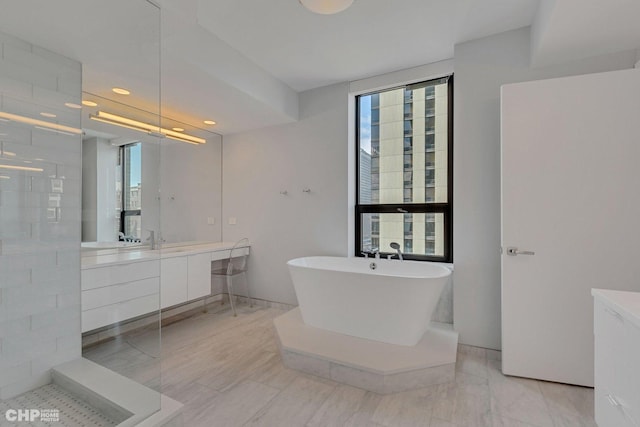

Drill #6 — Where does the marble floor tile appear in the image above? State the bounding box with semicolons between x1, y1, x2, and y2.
197;350;279;392
488;359;555;427
161;382;221;426
306;384;368;427
371;387;438;427
491;414;540;427
244;375;335;426
450;384;492;427
456;344;489;378
343;391;383;427
83;303;597;427
430;417;458;427
538;380;597;427
190;380;280;427
247;353;298;390
486;349;502;361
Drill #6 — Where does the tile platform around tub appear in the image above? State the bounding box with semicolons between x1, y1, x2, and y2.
274;308;458;394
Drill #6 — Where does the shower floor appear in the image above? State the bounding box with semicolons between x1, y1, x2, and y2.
0;383;124;427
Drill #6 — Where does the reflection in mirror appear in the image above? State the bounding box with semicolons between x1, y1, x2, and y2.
81;93;223;252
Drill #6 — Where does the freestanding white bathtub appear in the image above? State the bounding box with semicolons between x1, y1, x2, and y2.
287;256;452;346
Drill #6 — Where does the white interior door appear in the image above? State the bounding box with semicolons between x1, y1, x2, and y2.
501;68;640;387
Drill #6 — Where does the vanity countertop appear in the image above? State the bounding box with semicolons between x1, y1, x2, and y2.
81;241;250;269
592;288;640;330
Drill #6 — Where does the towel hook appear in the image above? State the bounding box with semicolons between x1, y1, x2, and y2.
302;188;311;193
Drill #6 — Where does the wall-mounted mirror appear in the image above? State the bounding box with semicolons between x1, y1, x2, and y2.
80;94;223;252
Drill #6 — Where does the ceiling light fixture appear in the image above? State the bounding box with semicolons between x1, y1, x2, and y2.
82;100;98;107
203;120;216;125
65;102;82;109
89;111;206;145
40;112;57;118
172;127;185;132
0;111;82;135
299;0;353;14
112;87;130;95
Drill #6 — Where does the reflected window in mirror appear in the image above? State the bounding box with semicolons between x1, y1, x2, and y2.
118;142;142;241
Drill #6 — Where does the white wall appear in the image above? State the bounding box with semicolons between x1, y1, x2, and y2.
453;27;638;349
221;25;638;349
160;134;223;243
223;83;349;305
81;137;118;242
0;31;82;399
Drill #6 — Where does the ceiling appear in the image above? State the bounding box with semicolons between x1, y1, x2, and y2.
0;0;638;135
531;0;640;66
197;0;539;92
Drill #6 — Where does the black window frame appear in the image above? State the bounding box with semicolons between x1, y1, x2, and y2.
355;75;453;262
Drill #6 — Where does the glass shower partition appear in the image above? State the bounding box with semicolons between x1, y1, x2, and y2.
0;0;164;424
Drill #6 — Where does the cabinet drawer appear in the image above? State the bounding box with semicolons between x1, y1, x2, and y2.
81;267;111;290
82;260;160;291
82;277;159;311
81;293;159;333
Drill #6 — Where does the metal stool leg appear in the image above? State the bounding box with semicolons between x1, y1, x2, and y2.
227;275;237;317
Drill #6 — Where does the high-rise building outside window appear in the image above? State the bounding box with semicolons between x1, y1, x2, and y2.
118;142;142;241
356;76;453;261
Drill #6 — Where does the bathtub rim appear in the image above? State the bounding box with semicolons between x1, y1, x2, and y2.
287;256;453;280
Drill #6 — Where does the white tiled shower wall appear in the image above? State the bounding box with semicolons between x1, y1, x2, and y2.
0;31;82;399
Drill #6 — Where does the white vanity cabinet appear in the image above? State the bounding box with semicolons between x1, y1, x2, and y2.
81;260;160;332
81;242;250;333
160;253;212;308
187;253;213;300
160;257;188;309
592;289;640;427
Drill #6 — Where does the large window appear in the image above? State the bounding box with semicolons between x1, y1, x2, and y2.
117;142;142;241
356;76;453;261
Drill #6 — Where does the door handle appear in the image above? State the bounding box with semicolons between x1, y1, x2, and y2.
506;247;535;256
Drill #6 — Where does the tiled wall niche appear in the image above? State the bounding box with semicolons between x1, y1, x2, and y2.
0;31;82;399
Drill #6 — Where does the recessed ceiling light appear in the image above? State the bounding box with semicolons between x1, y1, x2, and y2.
172;127;185;132
40;112;57;118
64;102;82;109
82;100;98;107
204;120;216;125
112;87;130;95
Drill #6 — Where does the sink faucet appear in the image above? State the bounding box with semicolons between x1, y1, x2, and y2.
390;242;403;261
146;230;158;250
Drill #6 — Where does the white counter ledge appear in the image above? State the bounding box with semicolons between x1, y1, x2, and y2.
81;241;250;269
592;288;640;330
